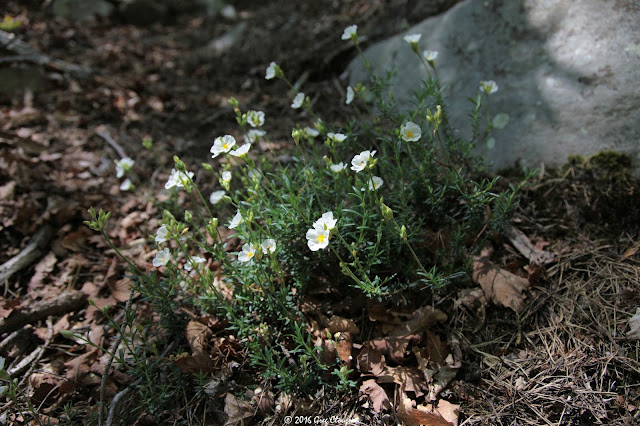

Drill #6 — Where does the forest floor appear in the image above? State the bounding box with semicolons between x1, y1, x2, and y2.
1;1;640;424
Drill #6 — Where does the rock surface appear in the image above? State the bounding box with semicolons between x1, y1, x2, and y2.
52;0;113;21
348;0;640;171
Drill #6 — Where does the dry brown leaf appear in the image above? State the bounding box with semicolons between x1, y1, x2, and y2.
356;345;385;376
108;277;132;302
419;400;460;426
186;320;212;355
0;180;16;201
327;315;359;335
377;366;427;397
621;247;638;261
172;352;216;374
389;306;447;337
364;334;421;364
335;331;353;364
359;379;391;413
28;251;57;291
397;397;453;426
368;304;402;325
224;393;254;425
472;248;530;313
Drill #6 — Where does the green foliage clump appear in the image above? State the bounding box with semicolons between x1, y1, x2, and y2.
82;25;531;421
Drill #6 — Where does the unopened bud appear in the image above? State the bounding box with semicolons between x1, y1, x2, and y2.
173;156;186;172
184;210;193;223
380;202;394;221
400;225;407;241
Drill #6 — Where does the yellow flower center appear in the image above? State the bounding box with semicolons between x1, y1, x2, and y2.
406;130;413;139
317;235;326;243
247;251;254;258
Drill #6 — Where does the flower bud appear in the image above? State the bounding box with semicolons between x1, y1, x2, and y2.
142;136;153;150
221;195;232;204
400;225;407;241
184;210;193;223
173;156;186;172
380;202;394;221
201;163;213;172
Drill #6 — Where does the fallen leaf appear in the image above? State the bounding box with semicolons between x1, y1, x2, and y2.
171;352;216;374
420;400;460;426
356;345;385;376
377;366;427;397
364;334;421;364
621;247;638;261
389;306;447;337
359;379;391;413
28;252;57;291
397;396;453;426
224;393;254;425
327;315;359;335
626;307;640;341
472;247;530;313
335;331;353;364
108;277;131;302
186;320;212;355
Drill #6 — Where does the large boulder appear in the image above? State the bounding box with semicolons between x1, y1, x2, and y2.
348;0;640;171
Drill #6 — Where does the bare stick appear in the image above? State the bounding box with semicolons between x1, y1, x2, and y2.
0;225;54;285
0;291;86;335
0;29;90;78
95;127;128;160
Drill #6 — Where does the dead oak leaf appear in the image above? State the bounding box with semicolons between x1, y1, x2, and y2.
224;393;254;425
356;345;385;376
377;366;427;398
389;306;447;337
359;379;391;413
363;334;421;364
397;397;453;426
472;248;529;313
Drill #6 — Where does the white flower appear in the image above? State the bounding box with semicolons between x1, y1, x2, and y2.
400;121;422;142
247;110;265;128
265;62;277;80
306;228;330;251
115;157;135;178
155;224;168;244
328;132;347;143
341;25;357;41
350;150;376;173
165;169;194;189
184;256;206;271
221;171;232;183
368;176;384;191
313;211;337;231
330;162;346;173
346;86;354;104
261;239;276;254
209;190;226;204
120;178;134;191
153;248;170;267
230;143;251;157
291;92;305;109
229;210;243;229
210;135;237;158
423;50;438;62
480;80;499;95
244;129;266;144
303;127;320;138
238;243;257;262
403;33;421;44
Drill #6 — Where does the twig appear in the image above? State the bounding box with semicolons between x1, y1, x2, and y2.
99;288;135;426
17;318;53;387
0;29;91;78
0;225;54;285
0;291;86;335
504;225;556;265
105;342;176;426
95;127;128;160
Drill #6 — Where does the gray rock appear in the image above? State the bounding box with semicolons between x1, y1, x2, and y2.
52;0;113;21
348;0;640;171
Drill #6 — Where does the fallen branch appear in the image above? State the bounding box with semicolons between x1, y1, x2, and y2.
0;291;86;335
95;127;128;160
505;225;556;265
0;225;54;285
0;29;91;78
